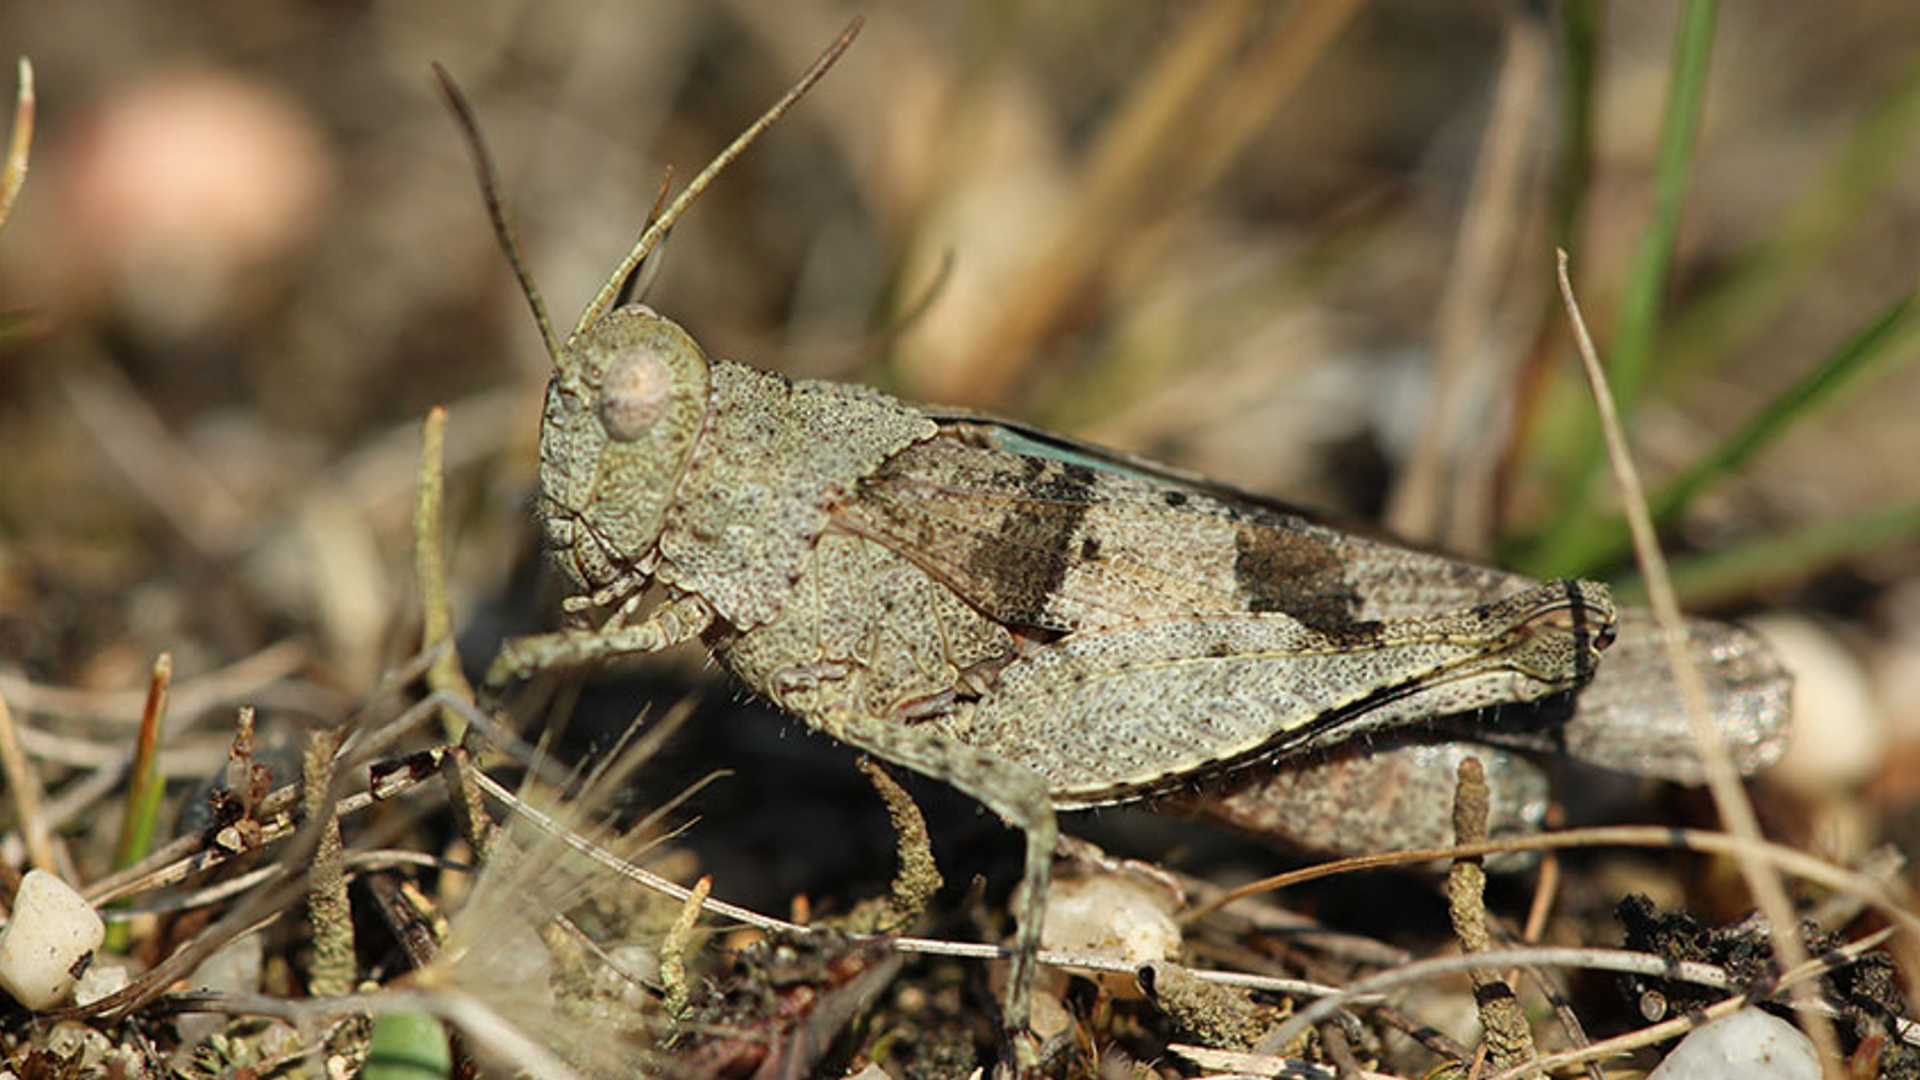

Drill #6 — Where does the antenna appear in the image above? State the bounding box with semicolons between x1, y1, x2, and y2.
569;17;863;345
612;164;677;311
433;62;563;366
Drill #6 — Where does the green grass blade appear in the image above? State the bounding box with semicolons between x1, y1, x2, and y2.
1552;286;1920;575
106;654;170;952
1610;0;1718;410
1614;496;1920;608
1649;289;1919;521
1522;0;1718;576
1659;48;1920;381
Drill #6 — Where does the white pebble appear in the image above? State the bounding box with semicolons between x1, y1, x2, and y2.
73;961;129;1007
0;870;107;1010
1647;1008;1820;1080
1040;871;1181;981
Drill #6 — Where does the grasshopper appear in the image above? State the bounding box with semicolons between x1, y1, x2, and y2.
445;23;1788;1064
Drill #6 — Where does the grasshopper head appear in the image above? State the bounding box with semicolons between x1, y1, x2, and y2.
538;306;712;596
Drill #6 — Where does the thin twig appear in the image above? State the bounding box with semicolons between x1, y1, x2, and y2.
84;649;450;905
84;737;454;909
13;723;226;772
1556;249;1841;1068
105;849;472;920
42;759;157;834
1185;823;1920;941
53;711;385;1021
1510;838;1604;1080
1168;1044;1399;1079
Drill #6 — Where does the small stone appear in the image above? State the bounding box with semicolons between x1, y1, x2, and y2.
73;961;129;1007
1040;872;1181;967
1039;870;1183;1002
0;870;107;1009
43;1021;112;1069
1646;1008;1820;1080
1029;983;1075;1042
174;931;265;1050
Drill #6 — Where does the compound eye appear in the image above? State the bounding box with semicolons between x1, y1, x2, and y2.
596;347;674;442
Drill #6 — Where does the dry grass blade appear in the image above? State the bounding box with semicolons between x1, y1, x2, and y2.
414;405;474;718
1185;823;1920;940
0;683;60;875
0;57;31;234
1170;1043;1401;1079
62;361;253;557
1555;249;1843;1070
0;640;308;726
946;0;1361;406
1387;4;1551;552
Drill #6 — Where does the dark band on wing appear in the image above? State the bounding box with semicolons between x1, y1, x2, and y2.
959;458;1097;624
845;432;1406;636
1231;521;1378;640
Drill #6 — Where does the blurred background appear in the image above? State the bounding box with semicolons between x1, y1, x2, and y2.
3;0;1920;1065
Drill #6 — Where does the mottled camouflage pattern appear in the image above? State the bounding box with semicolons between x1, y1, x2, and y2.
489;306;1637;1048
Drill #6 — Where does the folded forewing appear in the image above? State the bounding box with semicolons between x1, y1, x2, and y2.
932;581;1612;805
835;432;1529;637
